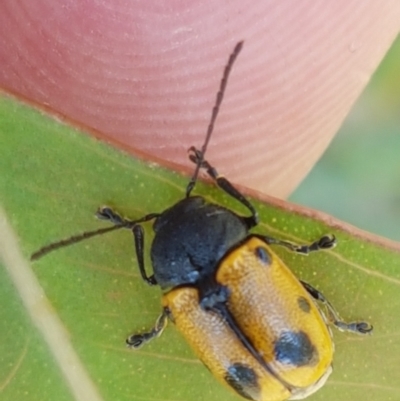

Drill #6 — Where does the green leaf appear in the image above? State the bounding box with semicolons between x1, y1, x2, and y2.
1;94;400;401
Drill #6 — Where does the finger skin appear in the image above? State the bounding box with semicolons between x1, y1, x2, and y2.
1;1;399;197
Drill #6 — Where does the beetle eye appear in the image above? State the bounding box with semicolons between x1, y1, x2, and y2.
254;246;271;265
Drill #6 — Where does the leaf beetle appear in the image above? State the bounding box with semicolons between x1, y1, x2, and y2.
31;41;373;401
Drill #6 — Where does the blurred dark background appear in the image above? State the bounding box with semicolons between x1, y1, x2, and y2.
290;35;400;242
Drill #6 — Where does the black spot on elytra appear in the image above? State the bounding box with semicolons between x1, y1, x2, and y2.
224;363;260;400
254;246;270;265
274;331;318;367
297;296;311;313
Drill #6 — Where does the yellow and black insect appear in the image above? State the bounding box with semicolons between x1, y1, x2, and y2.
31;42;372;401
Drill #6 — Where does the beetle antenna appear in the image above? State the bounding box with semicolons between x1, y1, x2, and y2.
30;225;124;261
186;41;244;197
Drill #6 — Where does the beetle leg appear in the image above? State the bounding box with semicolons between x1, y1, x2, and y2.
188;148;258;229
96;207;159;285
126;310;168;348
261;234;336;254
301;281;373;335
132;225;157;285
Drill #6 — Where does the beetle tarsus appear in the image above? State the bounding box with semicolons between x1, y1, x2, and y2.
334;320;373;335
126;333;154;349
314;235;336;250
297;235;336;254
96;207;125;225
127;311;168;349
